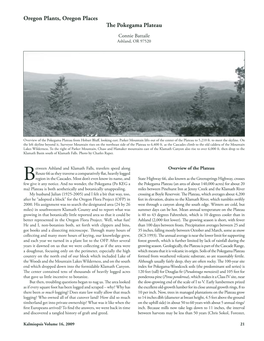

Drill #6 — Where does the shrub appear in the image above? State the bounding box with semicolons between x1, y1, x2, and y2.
179;120;215;136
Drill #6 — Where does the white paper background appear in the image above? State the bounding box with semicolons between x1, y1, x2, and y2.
2;1;263;340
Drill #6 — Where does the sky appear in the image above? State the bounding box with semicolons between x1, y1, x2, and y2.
24;51;244;81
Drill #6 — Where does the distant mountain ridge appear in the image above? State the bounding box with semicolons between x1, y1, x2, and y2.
24;72;235;90
23;71;238;112
133;75;203;83
24;72;111;81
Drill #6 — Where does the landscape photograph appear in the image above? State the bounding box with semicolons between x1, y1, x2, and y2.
23;51;245;137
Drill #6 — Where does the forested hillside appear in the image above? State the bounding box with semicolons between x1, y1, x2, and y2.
23;70;245;137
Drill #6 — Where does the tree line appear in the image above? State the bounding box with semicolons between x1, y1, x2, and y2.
24;66;245;137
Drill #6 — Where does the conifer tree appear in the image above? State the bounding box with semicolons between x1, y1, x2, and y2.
47;76;72;115
234;66;245;94
186;86;210;121
85;98;134;135
227;65;245;136
228;66;245;109
90;99;119;133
